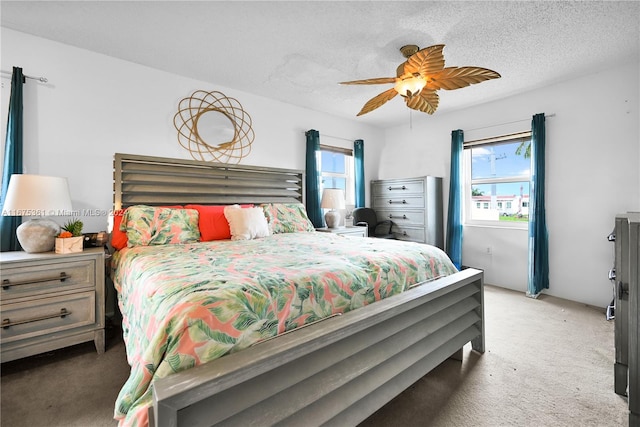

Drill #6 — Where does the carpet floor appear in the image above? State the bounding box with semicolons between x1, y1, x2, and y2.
0;285;630;426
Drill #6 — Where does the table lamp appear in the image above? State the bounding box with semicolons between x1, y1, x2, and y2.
2;174;73;253
320;188;345;229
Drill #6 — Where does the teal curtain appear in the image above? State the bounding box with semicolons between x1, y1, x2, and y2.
445;129;464;269
527;113;549;296
305;129;323;228
1;67;25;252
354;139;365;208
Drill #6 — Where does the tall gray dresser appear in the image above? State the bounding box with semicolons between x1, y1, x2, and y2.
371;176;443;249
614;212;639;426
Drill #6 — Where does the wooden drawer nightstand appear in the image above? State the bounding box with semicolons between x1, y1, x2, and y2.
0;247;105;362
316;226;368;238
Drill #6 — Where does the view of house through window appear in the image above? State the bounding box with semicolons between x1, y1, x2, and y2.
319;146;355;206
464;132;532;226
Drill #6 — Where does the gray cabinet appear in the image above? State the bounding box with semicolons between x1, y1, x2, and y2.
0;248;105;362
371;176;443;249
614;212;639;426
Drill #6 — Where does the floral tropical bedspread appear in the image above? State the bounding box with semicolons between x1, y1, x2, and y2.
112;232;457;426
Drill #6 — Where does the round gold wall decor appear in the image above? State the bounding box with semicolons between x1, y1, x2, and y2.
174;90;254;164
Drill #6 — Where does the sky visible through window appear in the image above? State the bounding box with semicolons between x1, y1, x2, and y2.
321;151;347;192
321;151;345;174
472;140;531;197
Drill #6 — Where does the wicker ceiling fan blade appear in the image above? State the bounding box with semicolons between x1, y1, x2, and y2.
405;90;439;115
340;77;397;85
356;88;399;116
427;67;501;91
404;44;446;76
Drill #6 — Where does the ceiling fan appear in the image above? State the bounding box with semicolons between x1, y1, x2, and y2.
340;44;501;116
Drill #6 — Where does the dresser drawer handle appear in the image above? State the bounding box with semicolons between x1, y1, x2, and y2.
2;272;70;290
388;199;407;204
618;281;628;298
388;185;407;191
389;214;407;219
2;308;72;329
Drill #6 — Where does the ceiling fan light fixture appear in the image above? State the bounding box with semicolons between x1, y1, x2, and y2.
340;44;501;116
394;75;426;98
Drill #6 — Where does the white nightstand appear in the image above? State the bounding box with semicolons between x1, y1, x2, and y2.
0;247;105;362
316;226;368;238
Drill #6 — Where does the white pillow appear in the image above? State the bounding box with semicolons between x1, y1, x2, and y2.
223;205;271;240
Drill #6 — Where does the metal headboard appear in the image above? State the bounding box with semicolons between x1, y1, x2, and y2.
113;153;305;210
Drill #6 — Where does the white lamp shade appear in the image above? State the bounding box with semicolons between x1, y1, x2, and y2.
2;174;73;216
320;188;346;210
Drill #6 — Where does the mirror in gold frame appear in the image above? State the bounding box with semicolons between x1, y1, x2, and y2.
174;90;254;164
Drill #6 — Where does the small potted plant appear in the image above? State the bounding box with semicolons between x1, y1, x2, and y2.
55;218;84;254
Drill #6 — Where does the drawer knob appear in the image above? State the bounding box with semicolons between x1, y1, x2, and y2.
2;272;70;290
2;308;71;329
388;199;407;204
388;185;407;191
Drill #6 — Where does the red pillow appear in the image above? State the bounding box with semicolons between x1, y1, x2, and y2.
110;205;182;250
185;204;252;241
111;209;128;250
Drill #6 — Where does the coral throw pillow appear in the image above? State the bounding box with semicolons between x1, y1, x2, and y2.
184;204;252;241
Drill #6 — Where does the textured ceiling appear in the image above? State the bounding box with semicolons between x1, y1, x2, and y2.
2;1;639;128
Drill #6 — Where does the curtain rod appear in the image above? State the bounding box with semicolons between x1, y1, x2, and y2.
1;69;48;83
464;113;555;133
464;131;531;147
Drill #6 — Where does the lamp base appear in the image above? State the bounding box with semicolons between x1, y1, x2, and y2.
16;218;60;253
325;210;341;229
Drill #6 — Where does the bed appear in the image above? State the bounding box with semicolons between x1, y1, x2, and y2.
111;153;485;427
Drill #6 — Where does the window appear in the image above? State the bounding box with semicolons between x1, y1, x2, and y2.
463;132;531;227
319;145;355;205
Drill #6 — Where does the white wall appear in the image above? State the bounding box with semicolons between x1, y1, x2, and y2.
3;29;639;308
380;61;640;308
1;28;385;232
